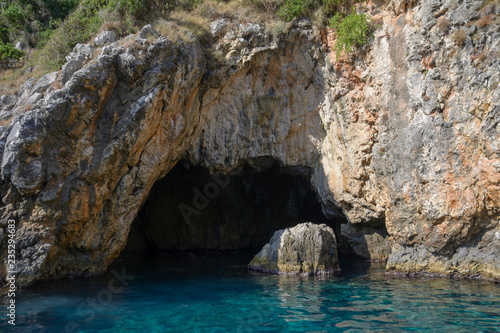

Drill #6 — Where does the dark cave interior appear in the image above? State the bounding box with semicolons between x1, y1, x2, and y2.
125;159;350;256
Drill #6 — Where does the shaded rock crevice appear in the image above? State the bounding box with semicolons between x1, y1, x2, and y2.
249;222;341;275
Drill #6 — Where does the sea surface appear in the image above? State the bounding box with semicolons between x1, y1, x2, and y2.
1;254;499;332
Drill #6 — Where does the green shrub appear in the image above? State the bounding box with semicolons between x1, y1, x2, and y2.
2;2;26;29
35;18;62;48
44;0;80;20
30;0;106;71
0;0;79;49
0;25;9;44
0;42;24;68
2;0;372;73
278;0;311;21
16;0;212;72
107;0;174;25
108;0;144;16
329;10;371;58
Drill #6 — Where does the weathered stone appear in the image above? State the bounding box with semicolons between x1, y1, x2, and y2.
249;223;340;275
61;59;83;84
340;224;391;261
239;23;262;37
137;24;159;39
26;93;43;105
210;19;229;38
61;43;94;84
0;95;12;107
31;72;58;94
249;33;266;47
230;37;247;51
0;0;499;286
296;18;312;29
94;30;119;46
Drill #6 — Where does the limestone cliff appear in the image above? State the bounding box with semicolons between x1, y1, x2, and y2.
0;0;498;285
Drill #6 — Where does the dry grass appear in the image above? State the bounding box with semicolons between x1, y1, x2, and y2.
477;0;499;28
264;19;288;39
171;10;211;36
98;7;136;36
195;0;244;21
100;21;128;34
0;65;46;96
475;14;495;28
0;70;24;95
451;28;466;47
154;0;288;44
311;6;327;27
436;17;449;32
194;0;283;24
155;19;193;43
481;0;500;11
247;0;282;18
470;49;488;61
0;117;13;127
155;10;211;44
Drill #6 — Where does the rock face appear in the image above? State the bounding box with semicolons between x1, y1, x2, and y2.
94;30;119;46
340;223;391;261
61;43;94;84
0;0;498;285
0;71;59;123
249;223;340;275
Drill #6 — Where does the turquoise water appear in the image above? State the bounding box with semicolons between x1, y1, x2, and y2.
2;254;500;332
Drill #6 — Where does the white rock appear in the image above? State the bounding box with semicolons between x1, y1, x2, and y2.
94;30;119;46
138;24;159;39
210;19;228;38
26;93;43;105
31;72;58;94
61;44;94;84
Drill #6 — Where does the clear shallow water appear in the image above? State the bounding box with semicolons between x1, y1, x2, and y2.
2;254;499;332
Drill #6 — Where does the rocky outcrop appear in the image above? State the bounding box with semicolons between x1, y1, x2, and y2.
0;35;206;285
0;0;498;285
94;30;119;47
249;223;340;275
0;71;59;123
61;43;94;85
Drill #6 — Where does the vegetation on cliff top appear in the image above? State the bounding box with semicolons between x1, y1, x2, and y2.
0;0;373;89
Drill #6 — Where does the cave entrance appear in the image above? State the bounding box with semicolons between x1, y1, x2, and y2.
125;159;345;255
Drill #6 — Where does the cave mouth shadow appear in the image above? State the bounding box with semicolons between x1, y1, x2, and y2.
123;158;351;261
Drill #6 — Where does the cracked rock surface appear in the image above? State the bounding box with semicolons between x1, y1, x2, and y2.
249;222;340;275
0;0;499;285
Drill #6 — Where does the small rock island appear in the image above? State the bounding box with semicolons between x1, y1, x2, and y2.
249;223;340;275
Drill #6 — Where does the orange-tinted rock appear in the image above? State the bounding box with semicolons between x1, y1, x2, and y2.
0;0;499;285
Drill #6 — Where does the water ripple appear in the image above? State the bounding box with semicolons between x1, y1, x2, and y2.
2;255;499;332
